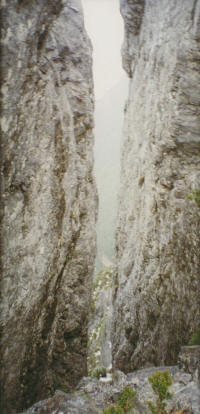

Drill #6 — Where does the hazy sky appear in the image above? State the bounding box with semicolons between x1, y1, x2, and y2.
82;0;125;100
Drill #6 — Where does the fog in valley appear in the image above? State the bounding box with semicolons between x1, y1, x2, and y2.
83;0;128;271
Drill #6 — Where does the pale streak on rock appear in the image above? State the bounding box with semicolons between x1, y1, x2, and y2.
0;0;97;412
112;0;200;372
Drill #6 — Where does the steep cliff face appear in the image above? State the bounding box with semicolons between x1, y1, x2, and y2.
0;0;97;412
112;0;200;372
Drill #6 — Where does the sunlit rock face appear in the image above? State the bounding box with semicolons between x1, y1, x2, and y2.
0;0;97;412
112;0;200;372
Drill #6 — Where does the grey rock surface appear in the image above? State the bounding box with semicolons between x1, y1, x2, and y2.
88;266;113;373
112;0;200;372
20;366;200;414
0;0;97;412
178;345;200;384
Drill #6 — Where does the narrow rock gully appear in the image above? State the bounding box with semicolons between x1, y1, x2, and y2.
0;0;199;413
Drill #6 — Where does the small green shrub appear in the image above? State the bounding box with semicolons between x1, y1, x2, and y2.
187;189;200;207
188;328;200;345
147;370;172;414
117;385;137;412
91;365;107;379
148;370;172;400
102;385;137;414
102;406;124;414
50;376;59;396
50;376;67;396
102;373;183;414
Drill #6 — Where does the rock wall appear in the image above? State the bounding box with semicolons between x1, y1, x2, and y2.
112;0;200;372
88;266;113;373
178;345;200;384
0;0;97;412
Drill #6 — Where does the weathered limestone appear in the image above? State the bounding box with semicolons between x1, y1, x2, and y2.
20;366;200;414
112;0;200;372
0;0;97;412
88;266;113;373
178;345;200;383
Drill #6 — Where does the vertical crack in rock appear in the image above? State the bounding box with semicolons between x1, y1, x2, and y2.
0;0;97;412
112;0;200;373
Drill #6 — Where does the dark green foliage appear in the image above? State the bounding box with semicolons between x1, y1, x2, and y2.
148;371;172;401
187;189;200;207
50;376;59;396
147;370;172;414
147;400;167;414
189;328;200;345
50;376;67;396
91;366;107;379
102;385;137;414
116;386;137;412
102;406;124;414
